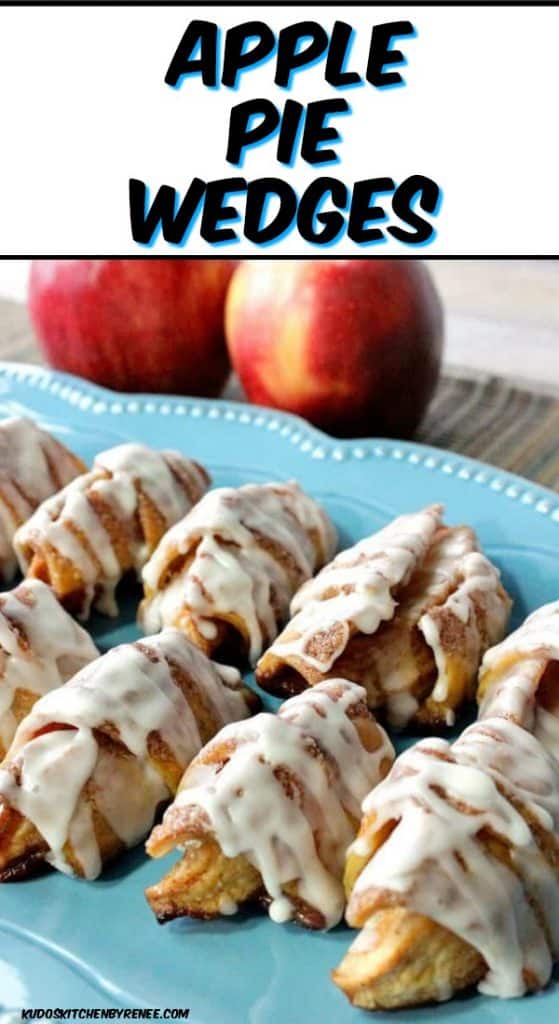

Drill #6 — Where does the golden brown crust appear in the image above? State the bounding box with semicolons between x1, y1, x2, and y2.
334;723;559;1009
0;687;36;761
0;431;85;521
21;470;143;611
0;728;137;879
145;831;333;929
0;420;85;583
257;526;511;729
145;837;262;922
332;908;485;1009
477;650;535;710
142;542;249;663
20;455;208;618
145;683;390;930
0;796;49;881
140;485;335;664
0;643;255;880
44;446;87;492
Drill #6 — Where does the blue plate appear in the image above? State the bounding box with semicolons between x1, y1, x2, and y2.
0;362;558;1022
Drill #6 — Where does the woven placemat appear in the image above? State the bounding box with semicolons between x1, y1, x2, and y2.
3;296;559;492
418;372;559;490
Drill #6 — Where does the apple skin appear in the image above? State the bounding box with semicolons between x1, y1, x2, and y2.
29;259;237;396
225;259;444;438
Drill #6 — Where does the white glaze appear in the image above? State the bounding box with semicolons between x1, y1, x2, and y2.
0;579;98;751
359;526;508;726
535;706;559;758
477;603;559;768
368;528;479;721
418;550;509;706
0;629;250;878
262;512;509;727
0;417;82;580
141;481;336;664
14;443;208;617
267;506;443;674
482;601;559;670
347;716;559;998
169;680;393;928
96;444;206;527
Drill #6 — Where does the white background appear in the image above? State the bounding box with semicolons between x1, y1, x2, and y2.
0;5;557;255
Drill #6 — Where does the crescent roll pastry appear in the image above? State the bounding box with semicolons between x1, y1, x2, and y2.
333;608;559;1009
0;579;98;759
139;481;337;665
0;416;85;582
256;506;511;728
0;629;255;881
145;679;394;930
14;443;210;619
477;600;559;746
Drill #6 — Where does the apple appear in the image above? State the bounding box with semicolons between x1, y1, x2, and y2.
225;259;444;437
29;259;237;396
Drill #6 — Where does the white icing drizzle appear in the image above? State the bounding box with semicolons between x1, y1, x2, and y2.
479;654;548;732
342;526;508;726
0;629;250;878
0;416;83;580
534;705;559;758
141;481;337;664
479;601;559;736
169;680;393;928
418;550;509;709
96;445;207;528
347;716;559;998
279;684;392;822
477;601;559;778
266;506;443;674
0;579;98;751
14;443;208;617
361;528;478;723
482;601;559;670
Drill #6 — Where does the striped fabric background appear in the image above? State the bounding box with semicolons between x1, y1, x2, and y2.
418;371;559;490
2;296;558;492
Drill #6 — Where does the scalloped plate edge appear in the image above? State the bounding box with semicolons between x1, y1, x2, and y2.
0;361;557;526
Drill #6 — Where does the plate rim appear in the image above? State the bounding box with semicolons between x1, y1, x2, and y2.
1;359;558;524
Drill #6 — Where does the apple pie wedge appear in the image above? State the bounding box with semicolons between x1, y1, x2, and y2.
0;629;256;880
477;599;559;746
0;416;85;582
0;579;98;758
256;506;511;727
145;679;394;930
14;443;209;619
333;603;559;1009
139;480;337;665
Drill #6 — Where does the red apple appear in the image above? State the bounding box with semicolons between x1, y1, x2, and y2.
225;259;443;437
29;259;237;396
